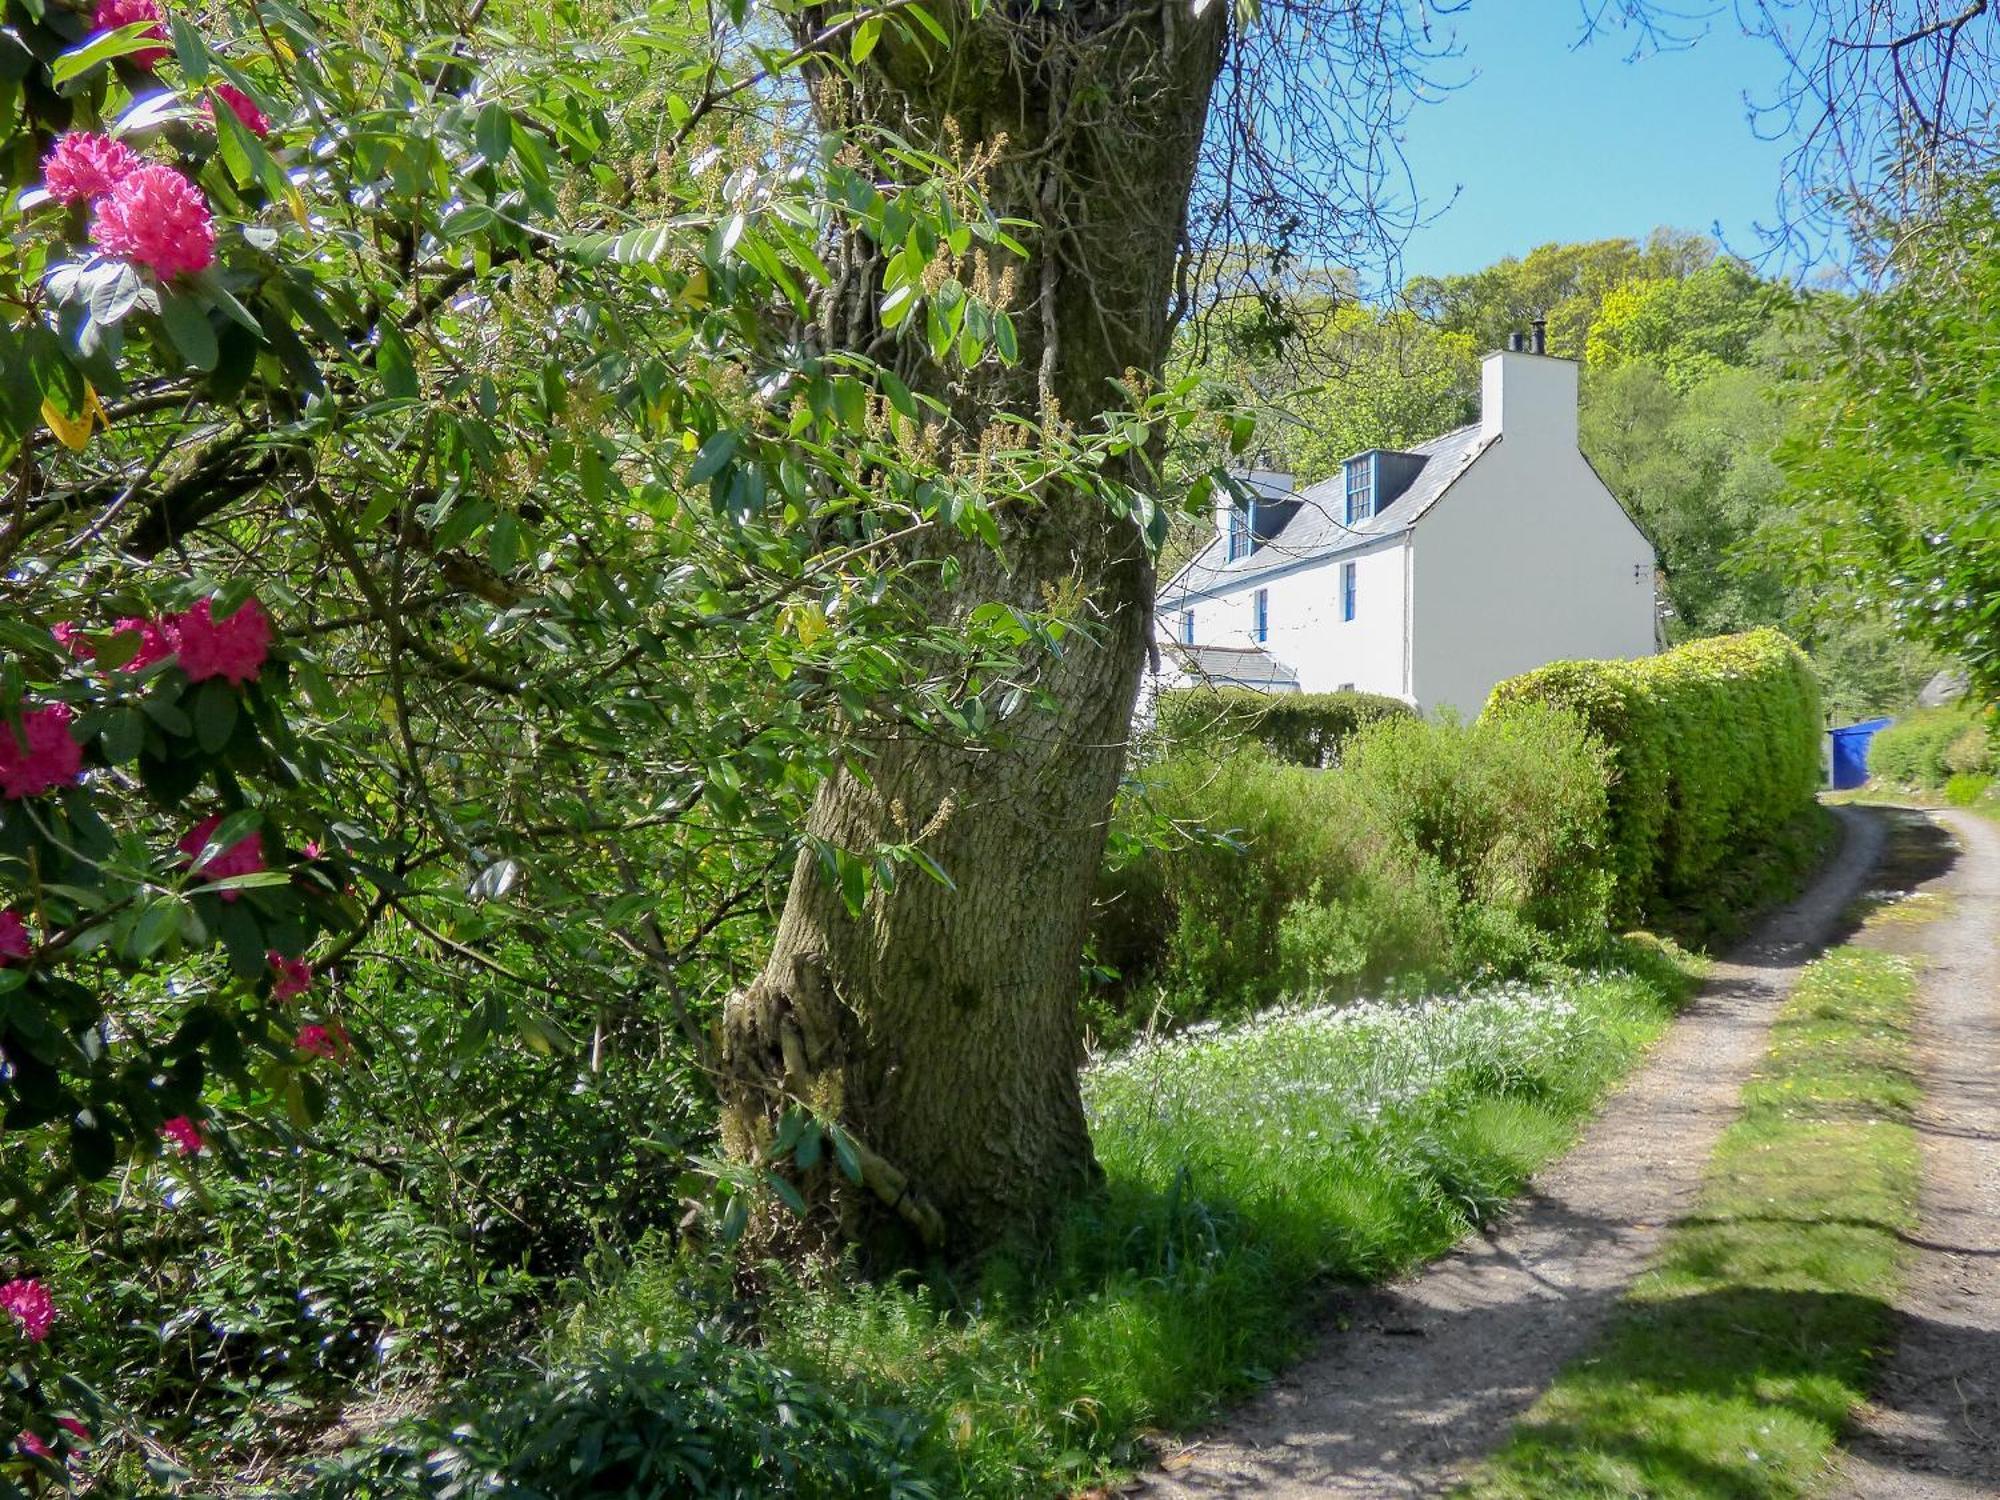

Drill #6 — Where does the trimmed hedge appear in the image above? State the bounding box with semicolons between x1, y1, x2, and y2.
1150;686;1415;767
1485;629;1823;930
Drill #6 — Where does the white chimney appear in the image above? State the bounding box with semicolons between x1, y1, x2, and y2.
1480;345;1578;451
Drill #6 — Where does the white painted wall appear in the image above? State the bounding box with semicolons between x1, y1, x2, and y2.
1412;352;1657;715
1166;536;1411;698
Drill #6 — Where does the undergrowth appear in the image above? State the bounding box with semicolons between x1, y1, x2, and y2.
1462;943;1922;1500
322;942;1701;1499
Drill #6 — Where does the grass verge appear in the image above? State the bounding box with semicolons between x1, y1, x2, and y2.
1460;943;1922;1500
544;943;1700;1497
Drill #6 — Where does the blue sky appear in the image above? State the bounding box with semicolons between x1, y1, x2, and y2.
1386;5;1795;282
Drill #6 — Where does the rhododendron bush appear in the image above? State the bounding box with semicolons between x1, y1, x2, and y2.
0;0;1218;1485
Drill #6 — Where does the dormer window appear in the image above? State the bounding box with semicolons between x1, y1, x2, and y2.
1344;454;1375;525
1226;502;1252;561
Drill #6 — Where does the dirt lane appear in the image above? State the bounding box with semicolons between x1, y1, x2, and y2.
1837;807;2000;1499
1139;806;1888;1499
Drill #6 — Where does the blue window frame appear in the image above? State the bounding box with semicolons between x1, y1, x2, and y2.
1226;502;1251;561
1344;454;1375;525
1341;562;1357;621
1253;588;1269;642
1181;608;1195;644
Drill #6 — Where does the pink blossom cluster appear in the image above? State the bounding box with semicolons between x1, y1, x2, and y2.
172;597;272;685
90;161;216;278
267;950;313;1000
0;705;83;801
0;911;28;964
178;814;265;896
295;1022;349;1060
159;1116;205;1155
41;132;138;205
52;595;272;686
1;1278;53;1342
39;128;217;279
92;0;167;68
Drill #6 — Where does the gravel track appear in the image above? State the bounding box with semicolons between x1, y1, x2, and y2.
1138;805;1888;1499
1836;807;2000;1500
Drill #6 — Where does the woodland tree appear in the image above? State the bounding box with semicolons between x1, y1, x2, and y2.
715;0;1454;1260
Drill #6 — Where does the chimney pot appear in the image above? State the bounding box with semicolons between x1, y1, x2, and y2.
1507;331;1525;352
1531;317;1547;355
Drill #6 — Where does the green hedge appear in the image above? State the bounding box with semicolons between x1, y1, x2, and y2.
1150;687;1414;767
1868;701;1995;790
1485;629;1823;930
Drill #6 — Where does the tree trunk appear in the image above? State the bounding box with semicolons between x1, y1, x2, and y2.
720;0;1227;1261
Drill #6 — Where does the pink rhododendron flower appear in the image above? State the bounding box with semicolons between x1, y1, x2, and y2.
0;705;83;800
42;131;140;204
58;1419;89;1444
91;0;167;68
0;911;29;964
0;1279;53;1341
90;163;215;278
179;814;265;898
302;839;322;861
267;950;313;1001
159;1116;204;1155
169;596;271;685
52;622;90;659
295;1023;349;1060
17;1430;50;1460
205;83;270;137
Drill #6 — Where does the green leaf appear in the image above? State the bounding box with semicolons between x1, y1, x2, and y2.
192;680;239;753
488;511;521;573
851;14;884;62
196;807;263;868
830;1126;863;1184
159;291;219;372
476;101;512;165
101;708;146;766
87;263;147;329
50;24;163;85
376;325;418;399
129;899;182;960
688;430;737;483
168;14;207;81
766;1173;806;1214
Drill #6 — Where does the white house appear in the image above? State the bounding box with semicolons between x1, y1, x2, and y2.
1151;338;1660;716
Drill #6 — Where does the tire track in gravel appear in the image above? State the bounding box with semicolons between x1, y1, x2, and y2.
1137;804;1887;1499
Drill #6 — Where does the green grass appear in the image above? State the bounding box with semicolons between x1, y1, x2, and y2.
1461;945;1922;1500
560;943;1700;1497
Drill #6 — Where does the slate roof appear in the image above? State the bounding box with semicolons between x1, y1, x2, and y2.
1159;424;1495;607
1154;642;1301;692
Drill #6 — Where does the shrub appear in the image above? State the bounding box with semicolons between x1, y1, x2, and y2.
1870;702;1995;789
1487;629;1823;930
307;1335;941;1499
1944;773;1993;807
1339;706;1613;965
1149;686;1415;767
1091;706;1611;1030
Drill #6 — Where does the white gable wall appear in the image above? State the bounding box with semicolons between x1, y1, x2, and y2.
1163;535;1411;699
1412;354;1656;715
